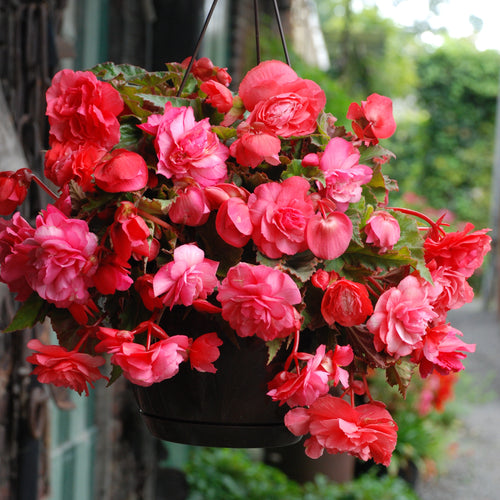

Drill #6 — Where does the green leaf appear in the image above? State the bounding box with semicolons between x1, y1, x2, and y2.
266;339;284;364
282;251;319;284
107;364;123;386
117;121;143;150
90;62;148;81
386;359;416;398
281;159;325;185
3;294;47;332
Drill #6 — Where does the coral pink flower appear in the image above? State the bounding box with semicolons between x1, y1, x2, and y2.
169;185;211;226
134;274;165;311
347;93;396;145
0;169;32;215
217;262;301;341
411;323;475;378
94;149;149;193
307;137;373;211
189;332;223;373
424;223;491;278
204;183;250;210
112;336;190;386
364;211;400;252
367;275;438;358
238;60;326;137
111;202;156;262
248;176;315;258
46;69;123;148
94;326;136;354
153;244;219;308
323;345;355;387
285;396;398;466
139;103;229;187
182;57;231;86
200;80;233;113
0;213;35;301
306;211;353;260
321;279;373;327
26;339;106;396
93;252;133;295
215;197;253;247
26;205;99;308
229;121;281;168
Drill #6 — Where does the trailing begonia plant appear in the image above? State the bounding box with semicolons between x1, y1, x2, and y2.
0;56;491;467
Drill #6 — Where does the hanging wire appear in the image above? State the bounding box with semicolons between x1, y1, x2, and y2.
253;0;261;65
177;0;220;96
272;0;291;66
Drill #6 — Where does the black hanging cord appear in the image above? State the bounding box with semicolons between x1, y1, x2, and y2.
272;0;291;66
253;0;261;65
177;0;219;96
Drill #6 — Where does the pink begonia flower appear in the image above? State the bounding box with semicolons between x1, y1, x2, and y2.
204;183;250;210
153;244;219;308
134;274;165;311
46;69;123;149
181;57;231;86
309;137;373;211
94;326;136;354
111;202;157;262
44;141;106;191
26;205;99;308
217;262;302;341
200;80;233;113
321;279;373;327
0;168;32;215
248;176;315;258
411;323;476;378
92;252;133;295
94;149;149;193
238;60;326;137
306;211;353;260
366;275;438;358
268;344;353;407
139;102;229;187
215;197;253;247
428;264;474;323
364;211;400;252
189;332;223;373
26;339;107;396
112;336;190;386
346;93;397;145
417;372;457;415
0;213;35;301
285;396;398;466
169;185;211;226
229;122;281;168
424;222;491;278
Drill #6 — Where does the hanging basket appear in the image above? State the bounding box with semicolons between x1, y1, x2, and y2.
132;309;300;448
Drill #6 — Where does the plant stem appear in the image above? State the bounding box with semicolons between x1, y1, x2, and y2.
32;174;58;200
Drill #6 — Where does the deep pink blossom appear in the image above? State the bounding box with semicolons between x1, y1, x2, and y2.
424;223;491;278
112;336;190;386
134;274;164;311
364;211;400;252
347;93;396;145
26;205;99;308
367;275;438;357
411;323;475;378
139;103;229;187
285;396;398;466
248;176;315;258
306;211;353;260
215;197;253;247
217;262;301;341
94;327;136;354
153;244;219;308
93;252;133;295
0;169;32;215
181;57;231;86
169;185;211;226
321;279;373;327
189;332;223;373
26;339;106;396
200;80;233;113
46;69;123;148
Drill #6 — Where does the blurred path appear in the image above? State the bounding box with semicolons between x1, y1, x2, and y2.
417;301;500;500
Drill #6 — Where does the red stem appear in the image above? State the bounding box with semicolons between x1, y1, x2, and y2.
137;209;176;232
32;175;58;200
388;206;445;236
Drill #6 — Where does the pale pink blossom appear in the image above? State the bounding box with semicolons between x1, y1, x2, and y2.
139;102;229;187
366;275;438;358
217;263;301;341
112;336;190;386
364;211;400;252
248;176;315;258
153;244;219;308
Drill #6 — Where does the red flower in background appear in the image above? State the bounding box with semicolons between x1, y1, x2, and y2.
0;169;32;215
